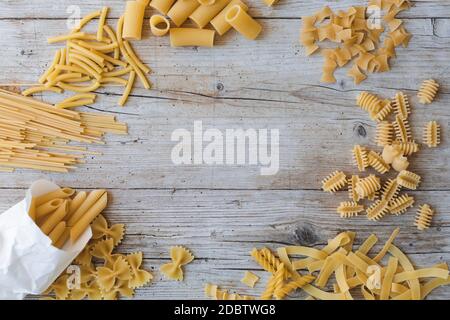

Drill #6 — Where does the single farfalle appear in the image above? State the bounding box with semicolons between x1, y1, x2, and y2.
160;246;194;281
43;274;71;300
90;237;122;267
96;256;132;292
92;214;125;246
126;252;153;288
69;280;103;300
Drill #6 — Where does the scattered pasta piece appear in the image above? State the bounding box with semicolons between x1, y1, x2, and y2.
97;256;132;292
388;194;414;215
423;121;440;148
337;201;364;218
352;145;369;171
395;141;419;156
415;204;435;231
322;171;347;193
355;174;381;198
126;252;153;289
44;275;71;300
368;150;390;174
418;79;439;104
205;283;255;300
397;170;421;190
391;155;409;172
92;214;125;246
381;179;400;203
366;199;389;220
241;271;260;288
393;114;412;143
348;175;361;202
160;246;194;281
376;121;394;147
392;92;410;120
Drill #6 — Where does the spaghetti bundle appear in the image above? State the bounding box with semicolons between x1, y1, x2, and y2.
0;89;127;172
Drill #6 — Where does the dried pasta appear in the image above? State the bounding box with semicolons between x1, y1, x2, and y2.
366;199;389;221
300;3;412;83
150;0;177;15
368;150;390;174
415;204;434;231
393;114;412;143
418;79;439;104
189;0;232;29
397;170;421;190
149;15;171;37
123;1;146;40
391;155;409;172
170;28;215;47
43;209;152;300
168;0;201;26
375;121;394;146
388;194;414;215
160;246;194;281
392;92;410;119
355;174;381;198
322;171;347;193
423;121;440;148
241;271;260;288
92;214;125;246
382;144;402;164
210;0;249;36
225;5;262;40
337;201;364;218
352;145;369;171
381;179;400;203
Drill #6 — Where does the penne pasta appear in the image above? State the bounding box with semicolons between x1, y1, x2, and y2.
49;221;67;245
36;187;76;206
39;200;69;235
67;189;107;226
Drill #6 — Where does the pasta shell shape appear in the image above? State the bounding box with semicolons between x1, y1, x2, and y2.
126;252;153;288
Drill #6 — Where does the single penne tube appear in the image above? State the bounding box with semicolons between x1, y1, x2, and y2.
189;0;231;29
167;0;200;26
225;5;262;40
149;15;171;37
39;200;69;235
170;28;215;47
49;221;66;245
54;227;71;249
28;197;37;221
210;0;248;35
70;192;108;242
150;0;176;14
35;198;64;220
67;189;106;226
35;187;76;206
66;191;87;220
123;1;146;40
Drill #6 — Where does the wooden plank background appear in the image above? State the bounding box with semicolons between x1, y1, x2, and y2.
0;0;449;299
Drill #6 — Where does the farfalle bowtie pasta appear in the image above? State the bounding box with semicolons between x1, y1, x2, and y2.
160;246;195;281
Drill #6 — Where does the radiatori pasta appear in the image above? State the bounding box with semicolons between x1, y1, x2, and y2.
123;1;146;40
170;28;215;47
210;0;249;35
150;15;171;37
225;5;262;40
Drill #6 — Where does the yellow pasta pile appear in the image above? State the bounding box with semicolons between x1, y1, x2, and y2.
300;0;412;84
321;80;441;230
0;88;127;172
24;6;151;107
42;212;152;300
148;0;262;47
205;229;450;300
29;187;109;248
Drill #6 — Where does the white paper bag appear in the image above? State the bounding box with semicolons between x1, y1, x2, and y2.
0;180;92;300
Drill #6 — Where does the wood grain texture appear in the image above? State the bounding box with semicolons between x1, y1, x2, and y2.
0;0;449;299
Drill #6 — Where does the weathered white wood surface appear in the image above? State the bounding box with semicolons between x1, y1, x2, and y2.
0;0;449;299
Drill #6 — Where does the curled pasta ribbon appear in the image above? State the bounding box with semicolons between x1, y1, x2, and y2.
418;79;439;104
423;121;440;148
388;194;414;215
126;252;153;288
321;171;347;193
96;256;132;292
352;145;369;172
397;170;421;190
92;214;125;246
415;204;434;231
337;201;364;218
70;280;103;300
160;246;194;281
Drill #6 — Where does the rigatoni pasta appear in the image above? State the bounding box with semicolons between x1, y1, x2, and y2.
210;0;249;35
150;15;171;36
123;1;146;40
225;5;262;40
167;0;201;26
150;0;177;15
189;0;231;29
170;28;215;47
